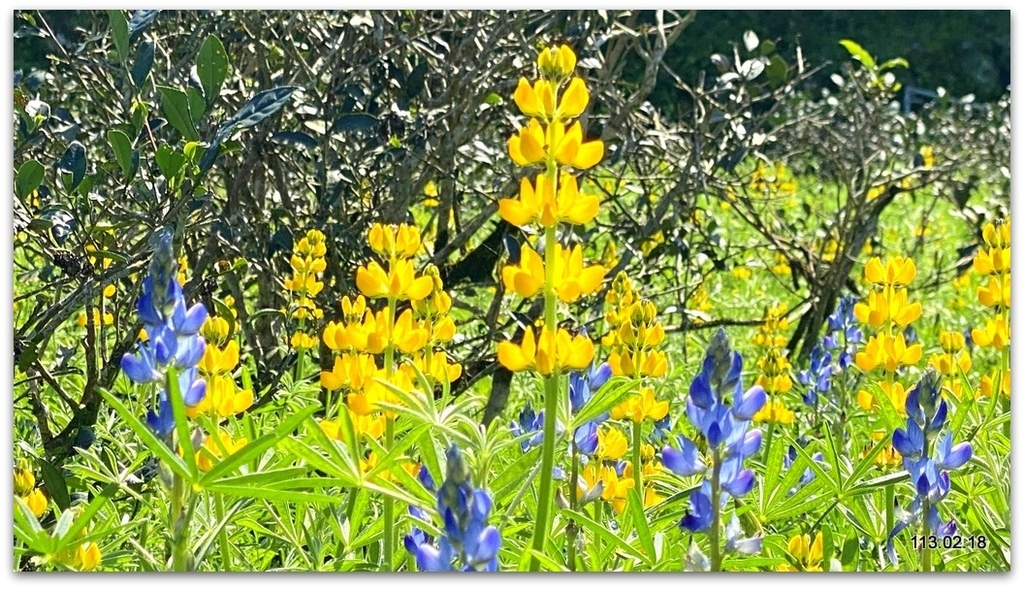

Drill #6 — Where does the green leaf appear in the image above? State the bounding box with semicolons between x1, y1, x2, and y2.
97;388;192;480
157;85;200;141
625;488;655;559
37;458;70;511
187;87;206;124
13;497;54;555
15;160;45;199
839;39;876;70
165;369;199;478
55;483;118;552
106;130;134;179
851;471;908;493
866;380;903;433
205;483;343;504
155;144;186;180
570;377;635;429
107;10;129;62
565;508;650;565
197;35;229;105
198;404;319;486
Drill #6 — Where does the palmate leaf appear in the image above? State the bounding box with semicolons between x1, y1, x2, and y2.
198;404;319;486
97;388;193;481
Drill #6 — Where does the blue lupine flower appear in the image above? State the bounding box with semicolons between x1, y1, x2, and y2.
649;415;671;445
885;369;973;567
509;402;546;451
822;296;862;370
405;445;502;572
120;229;207;437
661;328;765;560
568;361;611;455
569;362;612;415
798;344;833;407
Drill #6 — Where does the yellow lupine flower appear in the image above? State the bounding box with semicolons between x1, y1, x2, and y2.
25;488;48;517
14;459;35;496
497;325;594;375
188;374;253;418
392;308;429;354
864;256;916;288
197;432;248;472
502;244;545;298
537;44;577;79
596;426;629;461
507;119;547;166
611;386;669;423
199;339;240;376
980;369;1010;398
290;332;317;350
368;223;422;260
513;78;556;120
102;284;116;298
498;173;600;228
76;309;114;327
971;313;1010;349
753;398;795;425
973;246;1010;276
320;413;386;442
778;532;824;571
608;348;668;378
982;220;1011;249
977;274;1010;308
356;259;433;301
320;353;379;392
201;315;232;346
857;380;908;414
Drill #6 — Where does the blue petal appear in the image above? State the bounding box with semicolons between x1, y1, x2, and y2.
414;543;449;572
184;377;206;407
467;526;501;567
680;489;713;533
662;435;705;477
733;385;766;420
178;303;208;334
735;429;762;458
722;467;755;497
689;371;714;409
121;351;159;383
574;422;598;455
589;362;612;390
938;440;972;470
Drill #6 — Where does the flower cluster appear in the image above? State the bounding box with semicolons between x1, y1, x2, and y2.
603;273;669;379
778;531;824;572
496;43;604;377
321;223;451;424
120;231;207;436
661;328;766;569
404;445;501;571
927;330;972;399
886;369;973;567
970;219;1010;400
284;229;327;350
854;256;923;413
752;304;795;425
188;311;253;418
14;458;48;517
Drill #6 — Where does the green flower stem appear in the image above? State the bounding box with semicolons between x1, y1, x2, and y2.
632;420;643;493
885;483;895;554
382;294;398;570
215;492;232;571
567;450;580;571
528;174;561;571
709;448;723;572
170;472;188;571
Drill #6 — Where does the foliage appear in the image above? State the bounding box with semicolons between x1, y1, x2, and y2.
11;9;1010;573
